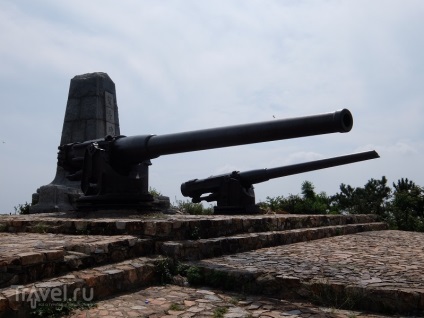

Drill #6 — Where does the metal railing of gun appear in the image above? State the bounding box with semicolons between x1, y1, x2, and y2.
57;109;354;210
181;150;379;214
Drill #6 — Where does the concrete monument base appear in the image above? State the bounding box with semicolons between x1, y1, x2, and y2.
29;72;120;213
30;184;81;213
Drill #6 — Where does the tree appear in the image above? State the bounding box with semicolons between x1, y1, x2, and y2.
361;176;391;215
301;181;316;200
263;181;331;214
388;178;424;231
331;176;391;216
331;183;356;214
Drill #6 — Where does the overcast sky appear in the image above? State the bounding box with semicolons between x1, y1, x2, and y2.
1;0;423;213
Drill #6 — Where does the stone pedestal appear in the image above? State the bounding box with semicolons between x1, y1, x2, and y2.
30;72;120;213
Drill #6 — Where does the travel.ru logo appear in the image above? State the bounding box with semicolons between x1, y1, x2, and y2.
12;284;94;309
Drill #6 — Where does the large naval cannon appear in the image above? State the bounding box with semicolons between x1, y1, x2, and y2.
181;150;379;214
58;109;354;209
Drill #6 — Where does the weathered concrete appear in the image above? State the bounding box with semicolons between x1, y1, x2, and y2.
30;73;120;213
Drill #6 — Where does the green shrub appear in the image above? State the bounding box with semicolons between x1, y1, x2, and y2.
174;199;213;215
30;299;95;318
154;258;175;284
213;307;228;318
149;187;162;198
186;266;203;285
14;202;31;215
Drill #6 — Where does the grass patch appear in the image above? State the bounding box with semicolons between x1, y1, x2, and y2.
309;279;368;311
213;307;228;318
168;303;185;311
33;223;48;234
30;299;95;318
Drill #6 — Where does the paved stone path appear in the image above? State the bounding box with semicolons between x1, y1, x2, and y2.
67;285;392;318
197;230;424;290
189;231;424;314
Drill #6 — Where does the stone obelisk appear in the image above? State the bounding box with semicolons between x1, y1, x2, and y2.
30;72;120;213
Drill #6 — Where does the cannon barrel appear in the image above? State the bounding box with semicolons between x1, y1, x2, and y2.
112;109;353;164
237;150;380;185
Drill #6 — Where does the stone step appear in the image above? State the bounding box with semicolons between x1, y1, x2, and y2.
0;233;153;288
186;230;424;315
0;220;387;289
0;255;161;317
0;213;394;316
159;222;388;260
0;212;381;239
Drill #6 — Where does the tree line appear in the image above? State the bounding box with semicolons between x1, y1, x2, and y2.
261;176;424;232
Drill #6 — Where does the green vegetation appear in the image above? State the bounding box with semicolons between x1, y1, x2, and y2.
154;258;203;286
0;223;7;232
309;278;367;310
168;303;185;311
30;299;95;318
154;257;175;284
388;178;424;232
173;199;213;215
149;187;162;198
13;190;213;217
263;181;333;214
14;202;31;215
260;176;424;232
213;307;228;318
32;222;48;234
187;226;201;240
186;266;203;285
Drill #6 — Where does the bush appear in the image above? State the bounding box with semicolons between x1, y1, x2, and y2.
173;199;213;215
14;202;31;215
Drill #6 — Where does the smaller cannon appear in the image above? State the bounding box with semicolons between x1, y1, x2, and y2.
181;150;379;214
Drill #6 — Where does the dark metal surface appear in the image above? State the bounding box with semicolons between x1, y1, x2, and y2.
112;109;353;164
181;150;379;214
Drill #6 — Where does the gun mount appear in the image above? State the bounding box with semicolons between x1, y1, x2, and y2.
181;150;379;214
57;109;353;210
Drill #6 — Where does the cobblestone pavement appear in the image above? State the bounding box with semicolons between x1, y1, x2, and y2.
196;230;424;290
67;285;394;318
